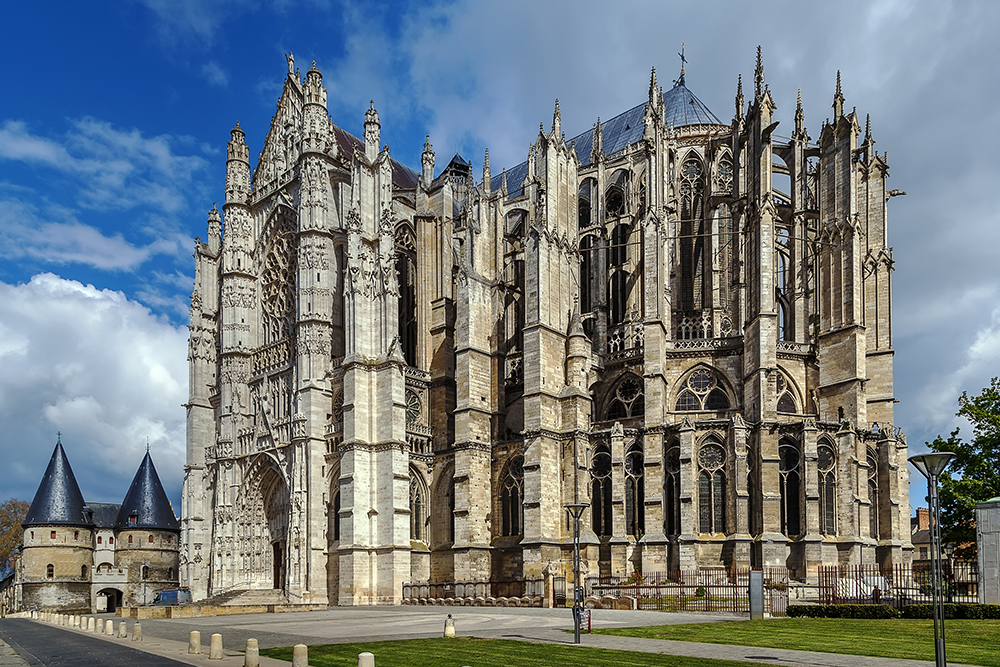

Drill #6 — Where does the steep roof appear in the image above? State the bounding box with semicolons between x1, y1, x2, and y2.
329;124;420;190
23;440;91;528
114;453;179;532
86;502;121;529
490;79;725;197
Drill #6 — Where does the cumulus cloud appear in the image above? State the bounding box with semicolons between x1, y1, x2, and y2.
0;274;187;506
201;61;229;87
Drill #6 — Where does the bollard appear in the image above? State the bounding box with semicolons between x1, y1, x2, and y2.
133;623;142;641
443;614;455;638
358;651;375;667
118;621;128;638
189;630;201;654
96;619;104;633
244;638;259;667
87;617;95;631
209;633;223;660
106;620;115;636
74;615;80;628
291;644;308;667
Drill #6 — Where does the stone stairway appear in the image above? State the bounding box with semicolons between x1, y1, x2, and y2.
197;588;289;607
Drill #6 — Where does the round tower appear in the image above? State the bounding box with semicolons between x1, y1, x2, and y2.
113;452;180;605
21;438;95;612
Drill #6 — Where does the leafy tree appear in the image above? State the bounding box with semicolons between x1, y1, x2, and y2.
927;377;1000;560
0;498;29;578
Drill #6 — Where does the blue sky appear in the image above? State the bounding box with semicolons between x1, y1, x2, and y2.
1;0;999;517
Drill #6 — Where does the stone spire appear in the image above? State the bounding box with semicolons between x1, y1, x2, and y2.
225;122;250;205
421;134;435;187
649;66;659;104
552;99;561;137
794;89;806;138
364;100;381;162
115;452;179;531
483;148;491;195
735;74;744;120
754;45;764;99
23;437;91;528
833;70;845;120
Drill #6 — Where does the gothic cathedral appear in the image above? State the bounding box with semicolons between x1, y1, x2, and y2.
182;50;911;605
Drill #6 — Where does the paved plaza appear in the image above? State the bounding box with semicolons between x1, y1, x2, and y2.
0;609;983;667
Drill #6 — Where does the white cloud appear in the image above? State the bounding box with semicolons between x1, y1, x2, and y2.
0;273;188;505
201;61;229;87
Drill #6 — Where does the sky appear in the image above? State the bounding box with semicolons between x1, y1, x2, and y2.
1;0;998;517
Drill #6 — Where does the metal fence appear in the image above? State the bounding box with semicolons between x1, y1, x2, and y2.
818;562;980;608
402;579;545;601
584;567;789;616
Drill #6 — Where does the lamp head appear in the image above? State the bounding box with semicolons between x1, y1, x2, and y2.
564;502;590;520
909;452;955;479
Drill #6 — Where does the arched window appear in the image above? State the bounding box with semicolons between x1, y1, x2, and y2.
606;187;625;217
331;489;341;541
109;537;113;545
675;368;731;412
448;479;456;543
697;440;726;533
818;442;837;535
779;439;801;537
500;456;524;537
747;437;761;537
410;474;426;541
591;442;613;537
579;235;593;314
128;535;133;544
625;441;644;538
609;270;629;325
605;375;644;421
97;536;102;545
46;564;53;578
168;567;174;580
610;223;629;267
713;154;733;195
868;446;880;540
679;157;706;312
776;373;797;413
149;535;154;543
396;247;417;367
141;565;149;580
81;564;87;578
664;443;681;536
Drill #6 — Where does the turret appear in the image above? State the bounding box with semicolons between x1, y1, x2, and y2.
207;204;221;255
421;135;435;187
225;123;250;205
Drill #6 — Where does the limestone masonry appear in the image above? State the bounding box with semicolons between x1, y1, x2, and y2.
182;50;911;606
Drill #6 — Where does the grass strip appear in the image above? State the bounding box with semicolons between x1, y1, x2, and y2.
260;636;777;667
593;618;1000;667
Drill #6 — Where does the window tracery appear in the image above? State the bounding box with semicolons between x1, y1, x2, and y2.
261;223;297;346
714;154;733;195
591;441;612;537
500;456;523;537
679;157;706;312
625;440;644;538
779;439;801;536
868;446;880;540
410;473;426;541
664;442;681;536
606;375;644;421
698;440;726;533
675;368;731;412
818;442;837;535
405;390;421;426
776;373;797;414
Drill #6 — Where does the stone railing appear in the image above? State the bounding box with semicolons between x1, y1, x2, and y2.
669;336;742;351
252;336;295;376
607;320;644;362
406;423;433;455
776;340;816;355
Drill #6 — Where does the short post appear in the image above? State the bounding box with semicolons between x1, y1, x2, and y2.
358;651;375;667
118;621;128;638
106;621;115;636
443;614;455;638
96;618;104;633
189;630;201;654
209;633;224;660
749;569;764;620
132;623;142;641
292;643;308;667
87;617;95;631
245;638;259;667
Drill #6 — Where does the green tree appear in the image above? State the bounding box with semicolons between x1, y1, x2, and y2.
927;377;1000;560
0;498;29;578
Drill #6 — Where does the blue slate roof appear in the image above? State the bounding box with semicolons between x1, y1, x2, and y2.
490;80;724;197
23;440;91;528
114;453;179;532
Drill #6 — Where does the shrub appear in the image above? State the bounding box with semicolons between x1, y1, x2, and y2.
786;604;900;619
695;586;706;598
901;603;1000;619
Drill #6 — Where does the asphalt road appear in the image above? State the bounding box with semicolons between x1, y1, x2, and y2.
0;619;189;667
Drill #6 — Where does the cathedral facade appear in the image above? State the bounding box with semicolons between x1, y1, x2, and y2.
182;51;912;606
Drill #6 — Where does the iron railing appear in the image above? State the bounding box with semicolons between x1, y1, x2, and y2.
818;563;980;607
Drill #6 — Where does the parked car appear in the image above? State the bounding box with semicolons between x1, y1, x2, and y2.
152;587;192;606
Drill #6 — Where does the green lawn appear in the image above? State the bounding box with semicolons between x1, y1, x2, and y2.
259;637;776;667
594;618;1000;667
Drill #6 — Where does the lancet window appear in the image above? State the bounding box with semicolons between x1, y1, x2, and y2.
675;368;731;412
606;374;645;422
868;446;880;540
779;438;801;537
395;226;417;366
818;442;837;535
330;489;341;541
776;227;792;341
591;441;613;537
625;440;644;538
664;442;681;536
504;211;526;389
500;456;524;537
410;473;426;541
679;156;706;312
260;218;297;346
698;439;726;533
579;234;596;315
776;372;797;414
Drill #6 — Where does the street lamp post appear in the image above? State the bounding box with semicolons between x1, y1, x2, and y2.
565;503;590;645
942;543;955;604
910;452;955;667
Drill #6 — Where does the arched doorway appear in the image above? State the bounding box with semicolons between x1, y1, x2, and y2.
96;588;123;613
235;459;290;591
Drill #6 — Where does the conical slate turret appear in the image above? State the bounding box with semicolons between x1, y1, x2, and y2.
114;452;179;531
23;438;91;528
